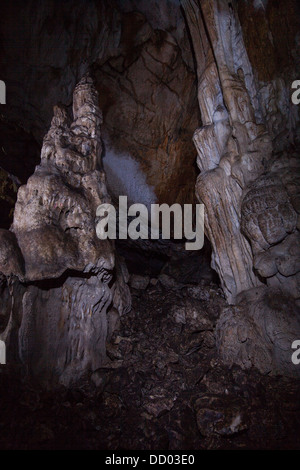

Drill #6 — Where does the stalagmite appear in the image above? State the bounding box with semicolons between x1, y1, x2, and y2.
0;76;131;386
182;0;300;377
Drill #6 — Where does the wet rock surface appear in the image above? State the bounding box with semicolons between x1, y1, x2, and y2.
0;278;299;450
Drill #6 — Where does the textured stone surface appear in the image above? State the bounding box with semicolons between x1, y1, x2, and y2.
0;230;24;279
0;76;131;386
183;0;272;304
0;0;198;212
216;287;300;378
241;152;300;300
1;278;300;450
129;274;150;290
0;0;299;387
183;0;300;376
10;77;114;281
237;0;300;151
183;0;299;305
0;166;20;230
95;21;198;207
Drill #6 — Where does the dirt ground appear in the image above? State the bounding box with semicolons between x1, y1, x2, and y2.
0;279;299;450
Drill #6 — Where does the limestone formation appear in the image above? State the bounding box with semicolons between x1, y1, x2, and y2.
183;0;270;304
183;0;300;376
0;76;131;386
242;153;300;301
0;0;198;210
216;287;300;378
0;0;299;384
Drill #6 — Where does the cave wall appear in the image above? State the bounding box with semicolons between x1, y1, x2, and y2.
0;0;200;386
238;0;300;151
94;12;199;206
0;0;299;380
0;0;199;209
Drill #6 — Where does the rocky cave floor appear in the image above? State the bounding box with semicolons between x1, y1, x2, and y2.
0;274;300;450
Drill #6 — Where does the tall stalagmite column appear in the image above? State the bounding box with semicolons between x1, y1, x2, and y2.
182;0;273;303
0;76;131;386
182;0;300;377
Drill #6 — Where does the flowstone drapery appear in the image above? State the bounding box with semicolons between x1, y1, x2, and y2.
183;0;300;377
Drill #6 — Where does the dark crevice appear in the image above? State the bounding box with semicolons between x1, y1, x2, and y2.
23;267;113;291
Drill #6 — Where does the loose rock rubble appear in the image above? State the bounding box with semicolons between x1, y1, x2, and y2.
0;277;299;450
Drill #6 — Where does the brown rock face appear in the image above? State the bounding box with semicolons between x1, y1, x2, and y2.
237;0;300;151
95;21;199;206
0;0;199;213
0;76;131;386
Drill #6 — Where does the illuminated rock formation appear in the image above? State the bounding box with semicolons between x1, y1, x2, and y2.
183;0;300;377
0;76;131;386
